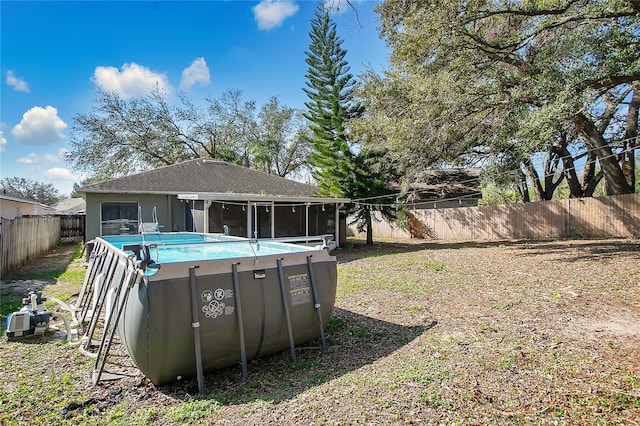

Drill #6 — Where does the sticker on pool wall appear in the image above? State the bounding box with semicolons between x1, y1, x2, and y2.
201;290;213;303
202;300;226;318
201;301;235;318
214;288;225;300
288;273;311;306
201;288;236;319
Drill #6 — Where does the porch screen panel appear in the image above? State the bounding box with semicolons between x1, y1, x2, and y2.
274;204;304;237
208;203;224;233
101;202;138;235
222;204;247;236
317;204;336;235
308;205;319;236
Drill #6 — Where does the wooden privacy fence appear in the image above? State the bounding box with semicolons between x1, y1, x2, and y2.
349;193;640;241
59;214;86;244
0;216;61;276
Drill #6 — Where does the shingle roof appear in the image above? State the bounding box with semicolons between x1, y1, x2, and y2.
392;169;482;201
78;159;321;198
0;189;43;205
52;197;86;213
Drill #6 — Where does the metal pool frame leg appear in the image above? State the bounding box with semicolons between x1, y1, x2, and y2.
306;255;327;352
189;266;206;395
276;258;297;363
231;263;248;381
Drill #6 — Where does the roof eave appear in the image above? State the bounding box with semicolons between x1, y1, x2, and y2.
77;189;349;204
177;192;350;204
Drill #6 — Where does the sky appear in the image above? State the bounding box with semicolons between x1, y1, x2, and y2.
0;0;388;198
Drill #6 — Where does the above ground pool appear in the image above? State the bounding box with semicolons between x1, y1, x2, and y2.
82;232;338;387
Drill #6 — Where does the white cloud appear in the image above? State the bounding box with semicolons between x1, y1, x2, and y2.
44;167;78;181
92;62;171;98
6;70;30;93
0;131;6;152
11;106;67;145
17;152;59;165
17;153;38;165
179;57;210;92
253;0;299;30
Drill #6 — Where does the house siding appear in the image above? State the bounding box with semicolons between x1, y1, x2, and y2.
85;193;177;241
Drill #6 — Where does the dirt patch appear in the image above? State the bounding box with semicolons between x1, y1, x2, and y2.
1;244;79;294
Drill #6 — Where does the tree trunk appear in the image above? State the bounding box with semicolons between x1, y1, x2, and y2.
516;168;530;202
366;209;373;245
573;113;634;195
523;158;544;201
623;83;639;190
555;146;583;197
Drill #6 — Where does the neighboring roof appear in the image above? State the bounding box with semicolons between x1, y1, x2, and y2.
52;198;86;214
394;169;482;202
0;189;49;207
77;159;349;203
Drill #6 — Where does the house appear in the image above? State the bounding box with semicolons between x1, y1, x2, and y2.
395;168;482;209
0;190;56;220
77;158;350;245
52;198;86;215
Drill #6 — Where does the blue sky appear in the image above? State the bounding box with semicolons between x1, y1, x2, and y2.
0;0;388;197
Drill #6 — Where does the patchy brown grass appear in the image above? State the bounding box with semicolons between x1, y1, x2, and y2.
1;238;639;425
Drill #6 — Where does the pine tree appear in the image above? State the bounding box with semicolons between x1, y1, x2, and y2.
303;2;395;244
303;2;360;196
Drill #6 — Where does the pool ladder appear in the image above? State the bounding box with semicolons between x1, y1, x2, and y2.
76;239;143;385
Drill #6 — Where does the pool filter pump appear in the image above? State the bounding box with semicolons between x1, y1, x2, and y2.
5;290;54;339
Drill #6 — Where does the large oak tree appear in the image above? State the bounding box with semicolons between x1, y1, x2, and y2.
356;0;639;200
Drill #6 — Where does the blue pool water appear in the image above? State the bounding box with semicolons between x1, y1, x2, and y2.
100;232;313;263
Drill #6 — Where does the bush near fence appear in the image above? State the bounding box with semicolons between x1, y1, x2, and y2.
348;193;640;241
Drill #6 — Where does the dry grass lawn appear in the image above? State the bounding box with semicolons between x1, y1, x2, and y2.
1;237;639;425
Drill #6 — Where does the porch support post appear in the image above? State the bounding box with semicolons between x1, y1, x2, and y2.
167;195;172;232
245;202;251;238
203;200;212;233
270;201;275;239
334;203;340;248
305;202;310;242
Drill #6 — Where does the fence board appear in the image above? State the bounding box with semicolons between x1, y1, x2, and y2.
0;216;61;276
58;214;86;243
349;193;640;241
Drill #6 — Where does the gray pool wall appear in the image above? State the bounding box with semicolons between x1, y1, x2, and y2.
110;239;337;386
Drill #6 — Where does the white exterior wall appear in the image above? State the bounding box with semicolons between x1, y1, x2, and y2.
0;199;56;220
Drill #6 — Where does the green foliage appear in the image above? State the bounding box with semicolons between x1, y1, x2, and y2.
251;97;312;178
165;398;221;424
303;3;397;244
478;183;520;206
357;0;639;198
423;260;444;272
303;3;363;198
68;87;311;180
